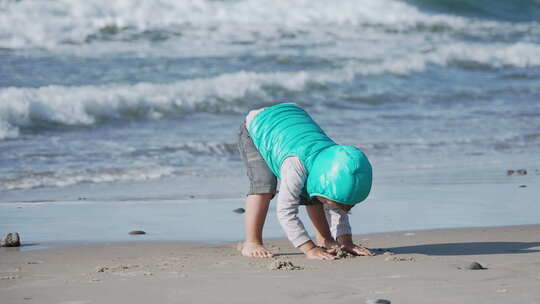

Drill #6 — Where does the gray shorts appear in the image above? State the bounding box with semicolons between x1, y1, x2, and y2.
238;123;278;196
237;123;320;205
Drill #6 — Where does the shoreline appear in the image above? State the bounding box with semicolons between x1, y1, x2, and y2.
1;169;538;248
2;225;540;303
3;223;540;252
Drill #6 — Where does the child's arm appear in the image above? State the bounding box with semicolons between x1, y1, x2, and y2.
325;207;375;256
324;205;351;239
276;157;335;260
306;203;338;249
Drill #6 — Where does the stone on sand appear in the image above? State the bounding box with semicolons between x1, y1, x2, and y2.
233;208;245;214
458;261;486;270
1;232;21;247
128;230;146;235
366;299;391;304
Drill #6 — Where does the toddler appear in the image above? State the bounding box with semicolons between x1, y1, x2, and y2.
238;103;373;259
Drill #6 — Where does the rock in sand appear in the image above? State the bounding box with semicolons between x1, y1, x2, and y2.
128;230;146;235
1;232;21;247
233;208;245;214
366;299;391;304
458;261;486;270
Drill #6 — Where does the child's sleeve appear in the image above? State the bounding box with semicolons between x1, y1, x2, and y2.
324;206;352;238
276;157;310;248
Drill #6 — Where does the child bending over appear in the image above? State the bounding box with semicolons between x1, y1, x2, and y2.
238;103;374;260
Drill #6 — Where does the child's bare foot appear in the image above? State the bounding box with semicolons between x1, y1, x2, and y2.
240;241;274;258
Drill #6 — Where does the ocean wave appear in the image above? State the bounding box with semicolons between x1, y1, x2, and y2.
348;42;540;73
0;0;537;50
2;41;540;140
406;0;540;22
0;165;175;191
0;70;326;139
332;42;540;79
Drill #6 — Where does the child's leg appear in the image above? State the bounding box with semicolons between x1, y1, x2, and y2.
238;122;277;258
306;203;335;247
243;193;273;258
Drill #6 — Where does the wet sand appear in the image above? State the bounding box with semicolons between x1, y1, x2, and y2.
1;225;540;304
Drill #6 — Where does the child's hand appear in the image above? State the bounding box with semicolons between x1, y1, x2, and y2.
336;234;375;256
305;246;337;260
318;238;339;252
341;244;375;256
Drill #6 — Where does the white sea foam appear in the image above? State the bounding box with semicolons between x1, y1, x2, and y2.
0;0;531;51
441;42;540;68
0;70;341;139
0;165;175;191
0;120;19;139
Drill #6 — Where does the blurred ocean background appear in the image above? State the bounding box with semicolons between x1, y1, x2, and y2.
1;0;539;247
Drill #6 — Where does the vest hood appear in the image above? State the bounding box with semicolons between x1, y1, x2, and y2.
306;145;372;205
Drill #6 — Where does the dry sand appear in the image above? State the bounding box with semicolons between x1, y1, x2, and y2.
1;225;540;304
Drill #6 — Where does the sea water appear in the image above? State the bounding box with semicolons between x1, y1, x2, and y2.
1;0;539;247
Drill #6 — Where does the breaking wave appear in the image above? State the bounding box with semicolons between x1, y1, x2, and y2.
0;0;539;50
0;70;323;139
2;40;540;140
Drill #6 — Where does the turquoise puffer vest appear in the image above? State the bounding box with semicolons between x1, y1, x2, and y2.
248;103;372;205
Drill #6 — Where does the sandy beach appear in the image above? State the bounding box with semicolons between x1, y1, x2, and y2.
2;1;540;303
2;225;540;304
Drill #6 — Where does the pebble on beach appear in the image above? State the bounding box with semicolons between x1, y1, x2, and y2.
233;208;245;214
1;232;21;247
128;230;146;235
366;299;391;304
458;261;486;270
